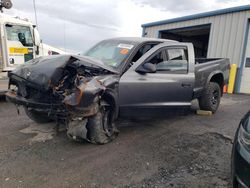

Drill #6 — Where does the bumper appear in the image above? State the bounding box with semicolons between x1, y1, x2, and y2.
233;140;250;188
5;91;99;117
5;91;64;110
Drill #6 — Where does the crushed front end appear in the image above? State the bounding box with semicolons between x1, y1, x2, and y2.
6;55;119;143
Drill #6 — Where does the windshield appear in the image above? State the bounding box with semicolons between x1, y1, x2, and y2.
5;24;33;47
85;40;135;69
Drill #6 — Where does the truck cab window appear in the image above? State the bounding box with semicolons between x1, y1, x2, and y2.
131;43;158;62
155;48;188;74
5;24;33;47
149;50;166;64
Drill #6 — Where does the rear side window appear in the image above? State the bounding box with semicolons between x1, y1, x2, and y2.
156;48;188;74
167;49;187;60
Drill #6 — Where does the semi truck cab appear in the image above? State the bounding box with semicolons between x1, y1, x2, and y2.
0;0;67;94
0;14;41;71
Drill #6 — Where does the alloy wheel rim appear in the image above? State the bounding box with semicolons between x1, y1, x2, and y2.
211;89;219;106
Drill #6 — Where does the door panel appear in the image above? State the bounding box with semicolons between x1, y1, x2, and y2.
118;43;195;116
119;71;194;107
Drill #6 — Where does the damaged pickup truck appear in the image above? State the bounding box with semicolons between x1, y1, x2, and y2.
6;37;230;144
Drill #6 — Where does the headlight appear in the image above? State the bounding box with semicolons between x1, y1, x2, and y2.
239;112;250;147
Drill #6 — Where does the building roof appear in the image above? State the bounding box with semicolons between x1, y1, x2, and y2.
142;4;250;28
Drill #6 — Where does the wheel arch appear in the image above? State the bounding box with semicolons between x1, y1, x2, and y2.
101;90;119;119
207;72;224;95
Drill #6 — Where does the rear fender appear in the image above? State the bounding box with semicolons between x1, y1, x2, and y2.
206;71;224;94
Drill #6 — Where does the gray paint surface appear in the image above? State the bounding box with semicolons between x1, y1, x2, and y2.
118;41;229;114
6;38;229;118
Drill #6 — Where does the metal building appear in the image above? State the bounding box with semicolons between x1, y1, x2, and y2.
142;5;250;93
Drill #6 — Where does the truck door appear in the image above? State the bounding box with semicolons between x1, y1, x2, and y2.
119;43;195;117
4;24;34;70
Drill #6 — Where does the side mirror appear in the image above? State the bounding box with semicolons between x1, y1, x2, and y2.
33;28;40;55
136;62;156;74
33;28;41;46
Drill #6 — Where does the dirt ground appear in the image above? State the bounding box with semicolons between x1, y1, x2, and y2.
0;94;249;188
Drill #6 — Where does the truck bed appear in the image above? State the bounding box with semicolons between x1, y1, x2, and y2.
193;58;230;98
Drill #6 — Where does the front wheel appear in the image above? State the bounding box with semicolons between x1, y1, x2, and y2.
199;82;221;113
86;104;119;144
24;107;53;124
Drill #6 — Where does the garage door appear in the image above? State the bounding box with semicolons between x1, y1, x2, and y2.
240;24;250;93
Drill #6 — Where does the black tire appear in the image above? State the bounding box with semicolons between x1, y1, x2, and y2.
24;107;53;124
199;82;221;113
86;104;119;144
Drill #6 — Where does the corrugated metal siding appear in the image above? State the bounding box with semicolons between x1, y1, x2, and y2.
144;10;250;66
0;24;3;71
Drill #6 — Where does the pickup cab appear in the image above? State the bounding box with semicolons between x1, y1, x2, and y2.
6;37;230;144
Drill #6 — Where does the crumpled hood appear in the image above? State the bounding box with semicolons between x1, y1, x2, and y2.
9;55;118;90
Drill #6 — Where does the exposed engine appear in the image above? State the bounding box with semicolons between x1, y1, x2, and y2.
6;55;119;143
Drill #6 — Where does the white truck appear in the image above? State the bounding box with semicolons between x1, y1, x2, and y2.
0;0;66;94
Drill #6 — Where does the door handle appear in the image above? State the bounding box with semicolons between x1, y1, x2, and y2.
181;83;192;87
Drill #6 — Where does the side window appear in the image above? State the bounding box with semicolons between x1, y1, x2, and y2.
5;24;33;47
131;43;158;62
148;49;167;65
156;48;188;74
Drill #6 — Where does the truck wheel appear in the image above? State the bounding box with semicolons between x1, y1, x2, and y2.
86;103;119;144
24;107;53;124
199;82;221;113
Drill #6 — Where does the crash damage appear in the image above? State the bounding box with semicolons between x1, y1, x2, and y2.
6;55;120;144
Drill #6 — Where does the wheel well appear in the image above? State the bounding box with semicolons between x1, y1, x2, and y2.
210;73;224;93
102;92;118;118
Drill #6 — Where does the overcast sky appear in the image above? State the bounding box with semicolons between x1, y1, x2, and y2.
6;0;250;53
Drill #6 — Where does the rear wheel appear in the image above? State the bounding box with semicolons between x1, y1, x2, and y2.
24;107;53;124
86;103;119;144
199;82;221;113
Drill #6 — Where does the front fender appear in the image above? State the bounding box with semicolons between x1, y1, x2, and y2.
102;89;119;119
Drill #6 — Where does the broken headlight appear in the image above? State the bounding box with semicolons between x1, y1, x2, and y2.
239;112;250;148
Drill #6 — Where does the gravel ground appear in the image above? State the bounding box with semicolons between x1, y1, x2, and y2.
0;94;249;188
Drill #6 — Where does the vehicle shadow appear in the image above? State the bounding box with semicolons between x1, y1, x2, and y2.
0;94;6;101
116;103;199;131
120;99;198;120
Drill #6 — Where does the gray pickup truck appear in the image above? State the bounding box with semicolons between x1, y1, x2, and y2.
6;37;230;144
